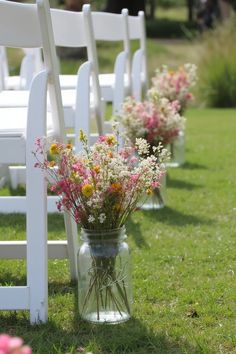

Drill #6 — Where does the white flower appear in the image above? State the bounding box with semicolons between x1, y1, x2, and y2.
135;138;150;155
88;215;95;223
98;213;106;224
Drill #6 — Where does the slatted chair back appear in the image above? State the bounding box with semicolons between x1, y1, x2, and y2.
128;11;148;100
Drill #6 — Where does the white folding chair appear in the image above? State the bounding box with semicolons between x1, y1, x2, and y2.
0;5;108;134
0;46;43;90
0;4;109;190
0;0;79;323
58;7;130;114
0;4;129;141
128;11;148;101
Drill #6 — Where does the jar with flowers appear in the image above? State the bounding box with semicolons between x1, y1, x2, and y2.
118;95;185;209
33;127;169;324
149;63;197;167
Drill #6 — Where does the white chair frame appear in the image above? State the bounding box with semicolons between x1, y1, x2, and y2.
0;46;43;90
58;7;130;112
128;11;148;101
0;0;79;323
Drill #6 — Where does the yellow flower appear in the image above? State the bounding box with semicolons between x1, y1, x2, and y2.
114;203;122;211
50;143;59;155
66;143;73;150
49;161;56;167
107;151;113;158
81;184;94;198
106;135;116;145
111;182;122;193
93;165;100;174
70;172;80;183
79;129;87;142
146;188;153;195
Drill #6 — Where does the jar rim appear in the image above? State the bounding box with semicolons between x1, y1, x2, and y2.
80;225;126;242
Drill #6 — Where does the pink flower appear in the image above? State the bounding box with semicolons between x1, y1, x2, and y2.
185;92;193;100
152;181;160;188
130;174;140;183
0;334;32;354
97;136;107;143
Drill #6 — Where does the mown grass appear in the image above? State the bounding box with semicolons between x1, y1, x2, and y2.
0;108;236;353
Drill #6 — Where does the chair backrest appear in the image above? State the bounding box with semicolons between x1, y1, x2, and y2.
0;46;9;78
82;5;130;116
0;47;43;90
21;48;44;89
0;0;65;141
50;7;104;135
84;5;131;85
128;11;148;96
0;46;10;91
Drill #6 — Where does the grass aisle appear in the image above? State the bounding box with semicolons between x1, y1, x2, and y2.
0;108;236;353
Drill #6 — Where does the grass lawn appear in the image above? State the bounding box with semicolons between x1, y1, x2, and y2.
0;107;236;353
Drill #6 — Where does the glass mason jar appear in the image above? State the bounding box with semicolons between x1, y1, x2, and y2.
166;130;185;168
139;172;167;210
77;227;132;324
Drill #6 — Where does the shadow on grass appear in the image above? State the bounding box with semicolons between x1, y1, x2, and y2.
167;176;203;190
0;214;65;233
48;280;76;296
0;272;26;286
0;307;200;354
181;162;207;170
126;218;149;249
143;206;213;227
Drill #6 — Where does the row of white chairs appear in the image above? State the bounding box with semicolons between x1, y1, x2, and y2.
0;5;148;189
0;0;148;323
0;7;147;100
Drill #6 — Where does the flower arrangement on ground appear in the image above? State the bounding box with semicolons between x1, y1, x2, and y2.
34;128;169;323
0;334;32;354
149;63;197;166
117;95;183;207
149;63;198;113
119;95;185;148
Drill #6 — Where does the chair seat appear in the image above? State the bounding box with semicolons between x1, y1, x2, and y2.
60;73;117;89
0;107;54;135
0;90;30;107
59;73;130;101
0;107;54;163
5;76;25;90
0;90;97;131
0;89;92;109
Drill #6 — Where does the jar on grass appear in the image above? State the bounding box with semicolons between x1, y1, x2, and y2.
77;227;132;324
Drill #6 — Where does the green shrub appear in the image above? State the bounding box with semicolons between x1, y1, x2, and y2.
146;18;197;38
198;14;236;107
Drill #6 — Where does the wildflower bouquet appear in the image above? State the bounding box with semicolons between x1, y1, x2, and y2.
149;63;198;113
118;96;183;207
119;95;185;148
34;130;169;323
34;131;168;228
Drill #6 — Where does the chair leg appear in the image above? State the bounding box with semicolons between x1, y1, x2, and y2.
26;156;48;324
0;164;10;188
64;213;78;281
26;70;48;323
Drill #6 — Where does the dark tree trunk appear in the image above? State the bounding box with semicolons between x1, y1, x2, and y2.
65;0;89;12
146;0;156;19
149;0;156;19
187;0;194;21
104;0;145;15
